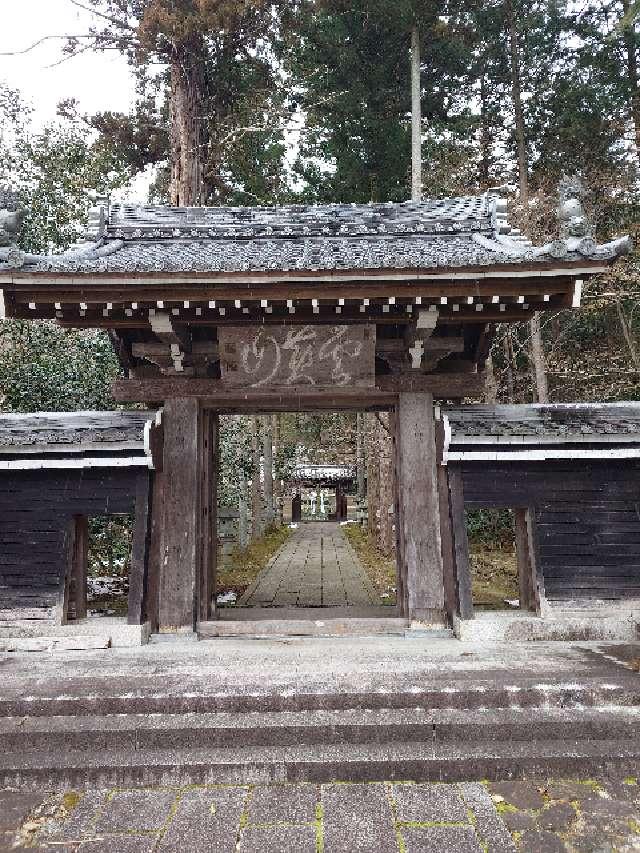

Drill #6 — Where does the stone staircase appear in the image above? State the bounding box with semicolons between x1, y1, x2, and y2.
2;673;640;789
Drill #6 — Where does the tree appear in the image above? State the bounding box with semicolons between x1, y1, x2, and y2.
76;0;291;205
0;85;127;413
288;0;475;202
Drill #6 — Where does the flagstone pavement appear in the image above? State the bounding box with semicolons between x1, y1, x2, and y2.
3;777;640;852
239;522;381;608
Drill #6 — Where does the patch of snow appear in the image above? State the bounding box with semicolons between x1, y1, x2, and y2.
216;591;237;606
87;576;128;600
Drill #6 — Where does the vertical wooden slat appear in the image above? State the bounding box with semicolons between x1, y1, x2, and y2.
128;472;152;626
395;393;445;622
158;398;202;632
448;467;474;620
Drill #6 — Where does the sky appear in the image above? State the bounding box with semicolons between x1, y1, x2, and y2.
0;0;136;125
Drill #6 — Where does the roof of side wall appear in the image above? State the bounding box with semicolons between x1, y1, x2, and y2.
441;402;640;463
0;410;156;470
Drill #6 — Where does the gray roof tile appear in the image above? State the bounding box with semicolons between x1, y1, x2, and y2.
1;194;630;275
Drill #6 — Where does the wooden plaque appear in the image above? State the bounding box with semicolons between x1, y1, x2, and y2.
219;324;375;389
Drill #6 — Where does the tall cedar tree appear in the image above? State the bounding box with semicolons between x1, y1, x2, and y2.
79;0;289;205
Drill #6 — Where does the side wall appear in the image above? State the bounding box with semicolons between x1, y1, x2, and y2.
0;469;144;618
458;460;640;601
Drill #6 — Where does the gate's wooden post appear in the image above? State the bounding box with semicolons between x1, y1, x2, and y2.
395;393;445;622
128;472;152;626
199;410;219;623
158;398;202;632
448;467;474;620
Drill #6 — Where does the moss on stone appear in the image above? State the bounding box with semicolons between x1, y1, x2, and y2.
62;791;82;813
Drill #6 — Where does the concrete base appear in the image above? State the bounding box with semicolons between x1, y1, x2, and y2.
454;610;640;643
0;618;150;649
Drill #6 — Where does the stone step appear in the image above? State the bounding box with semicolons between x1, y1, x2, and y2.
2;677;638;717
5;671;640;718
197;617;410;638
0;706;639;753
3;738;640;789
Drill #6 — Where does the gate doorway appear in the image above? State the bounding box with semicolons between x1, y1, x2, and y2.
212;412;401;629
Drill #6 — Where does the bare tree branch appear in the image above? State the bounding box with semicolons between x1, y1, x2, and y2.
0;34;95;56
67;0;135;32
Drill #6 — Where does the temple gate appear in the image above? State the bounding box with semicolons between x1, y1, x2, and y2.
0;189;630;634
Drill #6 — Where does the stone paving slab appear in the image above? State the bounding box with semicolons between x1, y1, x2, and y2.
3;776;640;852
156;787;248;853
240;522;380;608
401;825;483;853
393;782;469;823
238;825;318;852
322;783;398;853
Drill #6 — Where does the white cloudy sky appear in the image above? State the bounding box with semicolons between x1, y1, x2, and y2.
0;1;158;199
0;0;136;123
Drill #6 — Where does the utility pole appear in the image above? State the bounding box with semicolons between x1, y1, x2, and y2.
411;25;422;202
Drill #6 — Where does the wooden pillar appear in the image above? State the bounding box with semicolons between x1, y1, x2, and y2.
335;485;343;521
158;398;203;633
292;493;302;523
438;467;457;621
128;472;152;625
515;508;534;612
146;471;164;633
58;515;87;625
448;467;474;620
395;393;445;622
199;410;219;623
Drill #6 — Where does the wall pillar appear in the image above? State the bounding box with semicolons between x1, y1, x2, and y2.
158;398;203;633
395;393;445;622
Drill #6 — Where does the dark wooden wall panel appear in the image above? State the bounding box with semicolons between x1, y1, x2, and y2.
458;460;640;601
0;469;146;617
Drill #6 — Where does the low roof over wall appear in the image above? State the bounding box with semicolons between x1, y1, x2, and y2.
441;402;640;463
0;410;156;470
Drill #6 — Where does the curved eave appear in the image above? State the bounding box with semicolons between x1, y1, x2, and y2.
0;257;615;289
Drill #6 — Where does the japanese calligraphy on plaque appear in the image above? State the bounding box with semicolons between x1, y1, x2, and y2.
219;325;375;389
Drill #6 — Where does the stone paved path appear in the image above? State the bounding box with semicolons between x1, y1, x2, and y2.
240;522;380;608
3;778;640;852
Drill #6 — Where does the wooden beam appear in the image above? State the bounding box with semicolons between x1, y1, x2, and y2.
128;471;152;626
112;372;486;407
376;372;485;395
395;393;445;622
